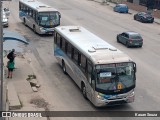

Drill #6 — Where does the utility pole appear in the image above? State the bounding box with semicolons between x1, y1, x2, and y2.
0;0;4;115
0;1;11;118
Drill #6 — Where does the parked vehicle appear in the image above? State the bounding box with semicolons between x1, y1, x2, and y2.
113;4;128;13
3;8;10;16
2;13;8;27
54;26;137;107
134;12;154;23
117;32;143;48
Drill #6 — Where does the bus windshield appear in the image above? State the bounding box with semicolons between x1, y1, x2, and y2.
39;12;60;28
95;62;135;93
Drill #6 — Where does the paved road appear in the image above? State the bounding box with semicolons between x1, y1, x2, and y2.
5;0;160;119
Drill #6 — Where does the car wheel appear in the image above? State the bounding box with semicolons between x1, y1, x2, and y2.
81;83;87;99
140;18;144;23
139;45;142;48
62;61;67;74
126;42;130;48
117;36;120;43
134;16;136;20
150;20;154;23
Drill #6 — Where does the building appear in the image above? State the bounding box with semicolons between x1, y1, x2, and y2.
127;0;160;9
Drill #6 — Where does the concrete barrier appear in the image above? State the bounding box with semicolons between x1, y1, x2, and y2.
7;82;21;110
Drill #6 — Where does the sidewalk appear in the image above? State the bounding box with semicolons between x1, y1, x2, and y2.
4;52;47;120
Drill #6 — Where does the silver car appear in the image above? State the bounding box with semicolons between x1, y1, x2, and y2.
2;13;8;27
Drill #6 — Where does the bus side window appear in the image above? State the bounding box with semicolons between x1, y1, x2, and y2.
87;61;93;84
78;53;81;66
73;49;79;64
33;10;36;21
80;54;86;72
65;42;68;53
26;6;29;15
60;38;62;48
19;3;21;10
56;34;61;47
61;38;65;52
35;12;39;24
22;4;25;12
67;43;72;58
71;47;74;59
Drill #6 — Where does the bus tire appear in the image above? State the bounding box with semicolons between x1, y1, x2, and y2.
81;83;87;99
23;18;26;26
62;61;67;74
33;25;36;33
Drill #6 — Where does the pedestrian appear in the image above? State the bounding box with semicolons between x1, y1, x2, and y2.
7;59;15;79
7;49;16;61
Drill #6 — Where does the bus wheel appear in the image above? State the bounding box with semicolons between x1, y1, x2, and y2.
33;25;36;33
23;18;26;26
81;83;87;99
62;61;67;74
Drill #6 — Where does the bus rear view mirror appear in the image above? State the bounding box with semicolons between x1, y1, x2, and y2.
59;13;61;18
133;62;137;72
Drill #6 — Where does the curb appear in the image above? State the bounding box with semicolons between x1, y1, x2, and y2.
7;82;22;110
154;21;160;24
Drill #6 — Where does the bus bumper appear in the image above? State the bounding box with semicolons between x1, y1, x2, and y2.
39;27;54;34
94;90;135;107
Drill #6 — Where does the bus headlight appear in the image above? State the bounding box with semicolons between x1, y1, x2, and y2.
40;27;45;31
129;91;134;97
127;91;135;102
97;93;105;100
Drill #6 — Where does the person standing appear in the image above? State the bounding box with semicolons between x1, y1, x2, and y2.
7;59;15;79
7;49;16;61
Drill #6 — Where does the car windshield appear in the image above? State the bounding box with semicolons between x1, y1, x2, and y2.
39;12;60;28
96;63;135;92
120;4;127;7
142;12;152;17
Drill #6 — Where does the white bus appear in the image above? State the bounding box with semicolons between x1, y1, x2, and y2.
54;26;137;107
19;0;61;34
